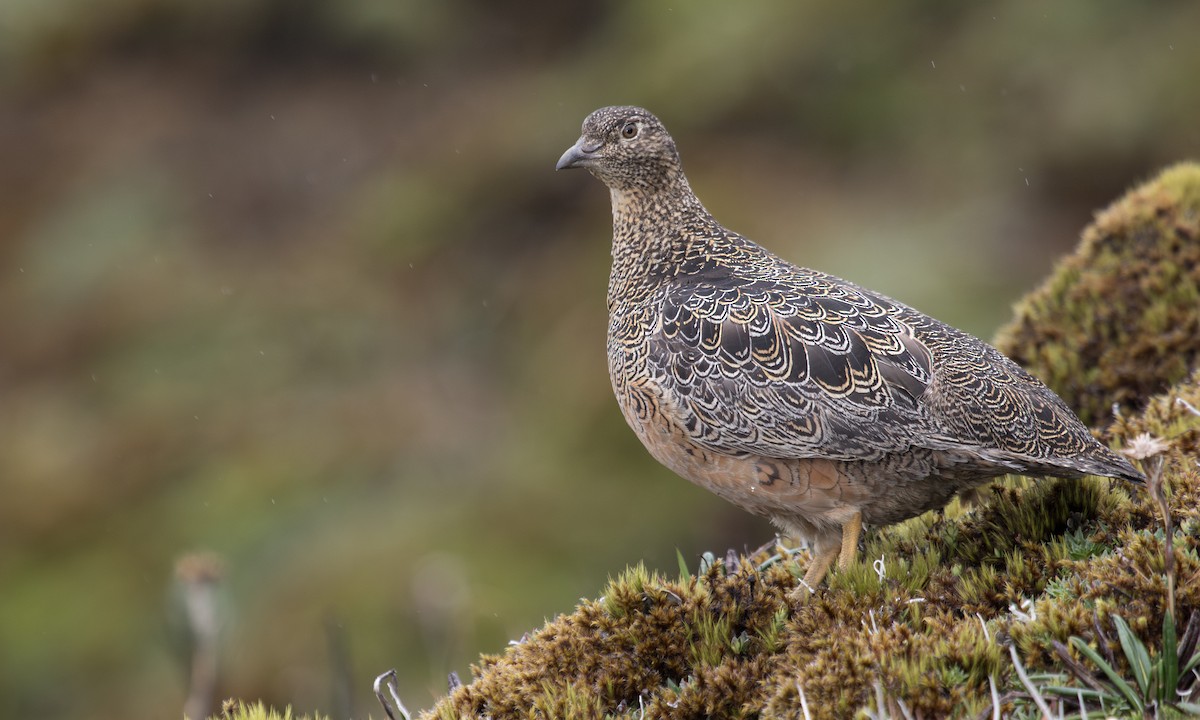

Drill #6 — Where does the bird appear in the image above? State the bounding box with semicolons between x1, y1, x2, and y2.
555;105;1144;595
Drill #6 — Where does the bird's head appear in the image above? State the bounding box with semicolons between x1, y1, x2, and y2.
556;106;683;192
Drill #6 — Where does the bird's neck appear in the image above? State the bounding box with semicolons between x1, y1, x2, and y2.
607;180;712;309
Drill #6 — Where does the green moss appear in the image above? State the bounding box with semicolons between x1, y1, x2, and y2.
528;681;608;719
209;700;327;720
994;162;1200;427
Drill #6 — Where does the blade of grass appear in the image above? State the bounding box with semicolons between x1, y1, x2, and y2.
1070;637;1142;711
1163;610;1179;700
1112;616;1151;696
1040;686;1107;699
1182;649;1200;676
676;549;691;582
1053;640;1109;694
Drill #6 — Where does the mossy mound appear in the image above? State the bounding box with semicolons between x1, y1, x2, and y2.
422;382;1198;720
993;162;1200;427
419;166;1200;720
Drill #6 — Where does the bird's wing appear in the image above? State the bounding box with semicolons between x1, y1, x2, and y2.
644;269;944;461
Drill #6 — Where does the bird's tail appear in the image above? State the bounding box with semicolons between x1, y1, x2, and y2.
1026;446;1145;484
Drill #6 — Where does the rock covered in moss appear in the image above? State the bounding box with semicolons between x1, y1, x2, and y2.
430;561;792;719
993;162;1200;427
424;379;1197;719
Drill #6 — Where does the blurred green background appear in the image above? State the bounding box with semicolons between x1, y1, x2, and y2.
1;1;1198;718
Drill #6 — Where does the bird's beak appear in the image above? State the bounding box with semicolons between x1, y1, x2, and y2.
556;137;600;170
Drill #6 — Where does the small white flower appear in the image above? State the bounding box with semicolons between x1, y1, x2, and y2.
1121;432;1171;461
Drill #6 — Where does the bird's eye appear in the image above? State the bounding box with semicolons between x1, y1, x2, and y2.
620;122;639;139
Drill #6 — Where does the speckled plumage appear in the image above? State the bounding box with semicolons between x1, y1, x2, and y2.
557;106;1143;592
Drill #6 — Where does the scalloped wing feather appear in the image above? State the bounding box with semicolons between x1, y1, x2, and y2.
648;271;944;461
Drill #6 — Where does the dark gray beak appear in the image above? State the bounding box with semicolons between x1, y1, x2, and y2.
556;137;600;170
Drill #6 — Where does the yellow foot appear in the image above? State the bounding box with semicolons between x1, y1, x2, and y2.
838;511;863;570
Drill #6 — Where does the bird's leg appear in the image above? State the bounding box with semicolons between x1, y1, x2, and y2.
790;533;840;602
838;511;863;569
801;546;838;590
